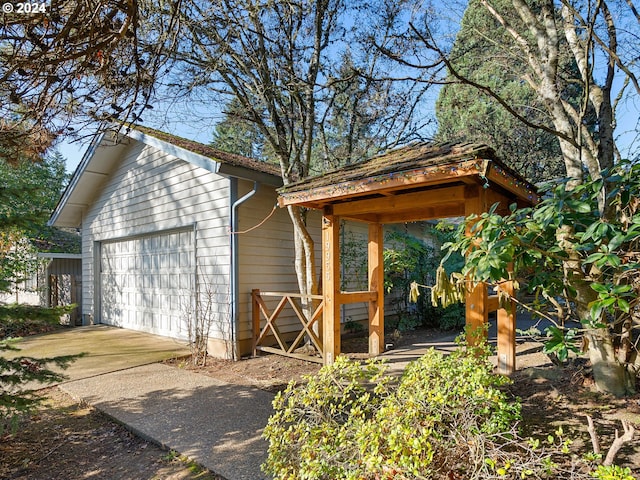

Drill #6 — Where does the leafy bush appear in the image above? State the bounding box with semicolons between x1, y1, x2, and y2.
434;162;640;395
263;356;391;479
263;342;521;479
592;465;637;480
263;341;635;479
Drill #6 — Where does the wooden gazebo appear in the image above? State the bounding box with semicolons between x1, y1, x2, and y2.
278;142;538;374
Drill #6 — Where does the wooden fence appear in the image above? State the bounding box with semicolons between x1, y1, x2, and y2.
252;289;324;363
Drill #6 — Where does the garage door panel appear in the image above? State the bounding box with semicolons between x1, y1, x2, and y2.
100;229;195;339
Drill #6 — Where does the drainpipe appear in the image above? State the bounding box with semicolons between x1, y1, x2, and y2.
230;179;259;360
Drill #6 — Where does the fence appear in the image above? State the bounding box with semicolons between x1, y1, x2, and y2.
252;289;324;363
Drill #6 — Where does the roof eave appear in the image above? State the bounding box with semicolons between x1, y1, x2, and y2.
278;158;488;209
129;128;282;185
48;131;108;228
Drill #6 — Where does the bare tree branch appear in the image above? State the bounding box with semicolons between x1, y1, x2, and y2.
603;420;636;466
1;0;182;154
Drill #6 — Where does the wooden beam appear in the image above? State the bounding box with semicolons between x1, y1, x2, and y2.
253;291;323;300
466;283;488;345
322;209;341;365
485;162;539;205
374;203;465;224
337;291;377;304
484;189;519;216
332;185;466;217
487;294;499;312
256;346;324;364
368;222;384;356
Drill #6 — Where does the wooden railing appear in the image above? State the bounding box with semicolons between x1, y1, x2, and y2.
252;289;324;363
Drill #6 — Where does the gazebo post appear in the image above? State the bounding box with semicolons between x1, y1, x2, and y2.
322;208;341;365
465;283;488;345
368;222;384;355
464;185;489;346
496;275;516;374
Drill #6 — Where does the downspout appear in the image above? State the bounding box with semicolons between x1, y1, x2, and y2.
230;179;260;360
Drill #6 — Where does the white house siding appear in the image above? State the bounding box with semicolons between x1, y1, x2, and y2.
81;141;232;350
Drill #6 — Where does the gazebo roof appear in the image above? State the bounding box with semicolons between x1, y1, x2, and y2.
278;142;538;217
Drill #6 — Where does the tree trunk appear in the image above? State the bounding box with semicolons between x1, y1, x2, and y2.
559;225;631;396
584;329;629;397
568;270;630;396
287;204;319;315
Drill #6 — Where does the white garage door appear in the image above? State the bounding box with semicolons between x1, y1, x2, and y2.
100;229;195;338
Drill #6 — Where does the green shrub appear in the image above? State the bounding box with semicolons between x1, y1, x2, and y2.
591;465;637;480
0;305;80;433
263;343;520;479
263;340;635;479
263;356;392;479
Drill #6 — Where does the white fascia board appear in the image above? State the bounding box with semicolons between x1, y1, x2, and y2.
125;129;222;174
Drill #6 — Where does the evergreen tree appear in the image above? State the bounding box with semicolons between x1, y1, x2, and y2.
0;145;79;432
211;98;273;161
435;0;566;183
0;149;71;293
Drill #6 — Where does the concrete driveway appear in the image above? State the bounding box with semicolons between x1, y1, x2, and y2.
6;325;191;385
7;324;271;480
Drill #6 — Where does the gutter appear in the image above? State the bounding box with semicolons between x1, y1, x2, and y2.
229;179;259;360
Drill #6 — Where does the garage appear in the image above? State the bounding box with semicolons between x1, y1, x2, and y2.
99;229;195;339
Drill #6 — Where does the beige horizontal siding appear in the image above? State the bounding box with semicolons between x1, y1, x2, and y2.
236;182;302;344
